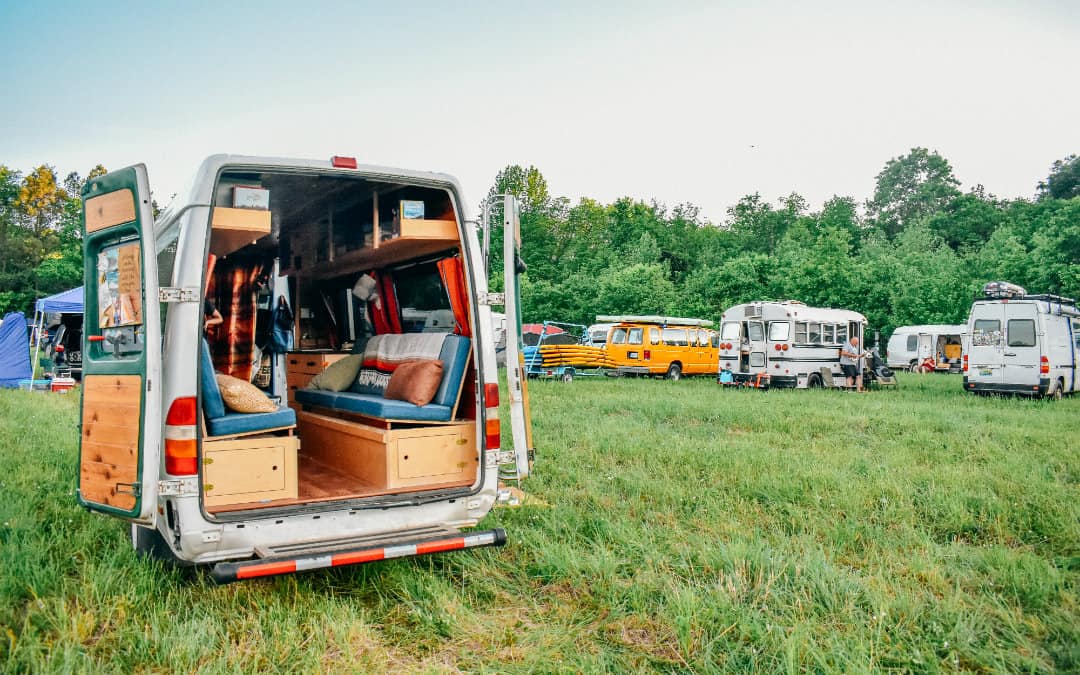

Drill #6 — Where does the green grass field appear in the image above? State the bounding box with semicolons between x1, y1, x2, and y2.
1;375;1077;673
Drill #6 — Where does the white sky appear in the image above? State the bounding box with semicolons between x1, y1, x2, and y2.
2;0;1078;222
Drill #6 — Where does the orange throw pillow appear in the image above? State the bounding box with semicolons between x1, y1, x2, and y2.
384;359;444;406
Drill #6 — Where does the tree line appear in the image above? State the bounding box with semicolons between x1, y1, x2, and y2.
488;149;1080;340
2;150;1077;343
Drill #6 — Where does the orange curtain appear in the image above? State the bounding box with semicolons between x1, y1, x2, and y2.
437;256;471;337
208;261;265;380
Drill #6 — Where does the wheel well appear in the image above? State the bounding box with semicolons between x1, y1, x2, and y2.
669;361;683;369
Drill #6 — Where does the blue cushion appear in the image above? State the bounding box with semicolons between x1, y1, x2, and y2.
431;334;471;408
200;339;226;420
295;388;453;422
207;407;297;437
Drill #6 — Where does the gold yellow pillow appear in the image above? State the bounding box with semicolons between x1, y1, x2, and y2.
215;374;277;413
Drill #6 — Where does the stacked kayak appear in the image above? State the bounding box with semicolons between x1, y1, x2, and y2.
536;344;614;368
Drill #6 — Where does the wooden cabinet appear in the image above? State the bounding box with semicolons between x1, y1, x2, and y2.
296;411;478;491
203;436;299;507
286;352;350;405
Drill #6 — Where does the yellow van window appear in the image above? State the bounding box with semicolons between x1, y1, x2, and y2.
611;327;628;345
662;328;687;346
649;327;661;345
628;327;643;345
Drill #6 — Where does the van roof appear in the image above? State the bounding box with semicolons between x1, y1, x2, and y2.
596;315;714;327
892;324;967;334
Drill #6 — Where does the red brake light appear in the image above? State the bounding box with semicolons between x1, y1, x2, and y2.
485;418;501;449
963;355;968;372
781;344;789;351
484;383;499;408
331;155;358;169
165;397;198;475
1040;356;1049;374
774;344;782;351
166;397;198;426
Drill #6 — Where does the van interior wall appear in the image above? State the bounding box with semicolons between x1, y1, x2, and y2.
206;255;271;380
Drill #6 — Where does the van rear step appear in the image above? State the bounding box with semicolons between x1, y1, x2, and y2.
210;528;507;584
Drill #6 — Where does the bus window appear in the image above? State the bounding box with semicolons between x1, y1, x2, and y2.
749;352;765;367
808;323;821;343
747;323;764;341
628;327;644;345
768;322;790;341
795;322;807;343
721;322;740;341
823;324;835;343
611;327;628;345
663;328;687;346
836;325;848;343
649;327;661;345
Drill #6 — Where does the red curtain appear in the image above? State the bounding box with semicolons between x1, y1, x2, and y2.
208;261;264;380
437;256;471;337
368;271;403;335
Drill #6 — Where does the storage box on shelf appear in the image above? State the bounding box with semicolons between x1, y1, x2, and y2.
202;435;299;507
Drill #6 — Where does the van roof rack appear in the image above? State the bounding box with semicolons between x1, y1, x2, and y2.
1023;293;1077;305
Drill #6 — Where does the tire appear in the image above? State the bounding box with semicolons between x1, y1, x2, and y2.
1047;379;1063;401
666;363;682;381
131;524;189;566
908;360;918;372
561;369;574;383
807;374;823;389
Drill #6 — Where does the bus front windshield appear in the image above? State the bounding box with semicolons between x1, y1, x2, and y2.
721;323;741;340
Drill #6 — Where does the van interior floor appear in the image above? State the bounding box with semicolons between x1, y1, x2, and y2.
206;453;473;514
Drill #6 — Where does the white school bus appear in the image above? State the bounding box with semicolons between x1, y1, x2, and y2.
77;155;533;583
718;301;867;388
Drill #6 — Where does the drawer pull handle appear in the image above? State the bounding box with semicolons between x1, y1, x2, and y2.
456;438;467;445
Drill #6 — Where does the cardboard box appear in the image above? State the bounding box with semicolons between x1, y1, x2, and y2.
233;185;270;210
400;200;425;220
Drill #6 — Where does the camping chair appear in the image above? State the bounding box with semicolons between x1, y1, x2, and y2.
820;367;836;389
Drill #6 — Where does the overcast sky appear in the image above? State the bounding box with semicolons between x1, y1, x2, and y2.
2;0;1078;222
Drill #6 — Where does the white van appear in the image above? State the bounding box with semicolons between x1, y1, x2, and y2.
963;285;1079;398
77;156;534;582
718;301;867;388
886;324;966;372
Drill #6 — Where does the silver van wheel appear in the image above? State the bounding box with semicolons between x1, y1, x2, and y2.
1048;380;1063;401
666;363;682;381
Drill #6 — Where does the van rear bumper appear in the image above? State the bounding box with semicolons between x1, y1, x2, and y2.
210;528;506;584
963;377;1050;396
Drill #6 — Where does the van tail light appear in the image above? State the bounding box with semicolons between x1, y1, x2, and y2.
962;355;968;372
774;344;782;351
165;396;198;475
781;344;789;351
1040;356;1049;374
483;383;500;449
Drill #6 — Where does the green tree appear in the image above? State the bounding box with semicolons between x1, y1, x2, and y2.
1037;154;1080;200
867;147;961;237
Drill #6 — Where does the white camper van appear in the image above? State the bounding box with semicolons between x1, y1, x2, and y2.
963;283;1079;398
718;301;867;388
886;324;966;372
77;156;534;583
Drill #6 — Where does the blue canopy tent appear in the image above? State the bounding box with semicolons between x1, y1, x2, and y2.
31;286;85;377
0;312;33;388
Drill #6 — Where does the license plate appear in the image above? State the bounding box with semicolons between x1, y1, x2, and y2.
979;368;992;376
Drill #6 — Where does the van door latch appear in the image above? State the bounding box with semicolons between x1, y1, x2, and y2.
115;482;141;497
159;287;200;303
479;292;505;306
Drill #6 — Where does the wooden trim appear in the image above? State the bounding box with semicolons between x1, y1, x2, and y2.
85;189;136;232
204;424;296;442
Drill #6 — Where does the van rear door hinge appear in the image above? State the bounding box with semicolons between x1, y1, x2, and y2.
479;292;505;306
159;287;200;303
158;478;199;497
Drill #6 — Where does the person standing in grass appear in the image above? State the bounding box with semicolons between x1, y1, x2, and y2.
839;335;865;389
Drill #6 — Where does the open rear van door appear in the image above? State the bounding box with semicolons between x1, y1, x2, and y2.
77;165;162;524
501;196;534;479
917;333;933;363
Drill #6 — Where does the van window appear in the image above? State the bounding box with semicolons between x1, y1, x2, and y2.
663;328;688;346
972;319;1002;346
1007;319;1036;347
628;327;643;345
749;352;765;367
395;262;453;333
905;334;917;351
808;323;821;343
1074;321;1080;350
747;323;764;341
768;322;789;341
823;324;835;343
794;322;808;343
649;327;661;345
721;323;740;340
611;327;628;345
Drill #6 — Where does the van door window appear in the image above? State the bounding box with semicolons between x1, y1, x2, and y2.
972;319;1003;346
906;334;917;351
93;242;145;357
794;322;808;343
1006;319;1036;347
628;327;643;345
747;322;764;341
768;322;790;341
721;323;740;341
610;327;628;345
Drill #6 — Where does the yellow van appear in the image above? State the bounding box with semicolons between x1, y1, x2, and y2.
597;315;718;380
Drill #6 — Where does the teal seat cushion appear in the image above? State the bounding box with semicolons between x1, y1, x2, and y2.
207;408;297;437
294;388;452;422
200;339;226;420
431;335;470;408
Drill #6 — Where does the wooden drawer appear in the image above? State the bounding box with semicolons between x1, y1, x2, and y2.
203;436;299;507
287;352;351;375
296;411;478;492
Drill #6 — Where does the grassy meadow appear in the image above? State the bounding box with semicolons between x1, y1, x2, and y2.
1;374;1078;673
